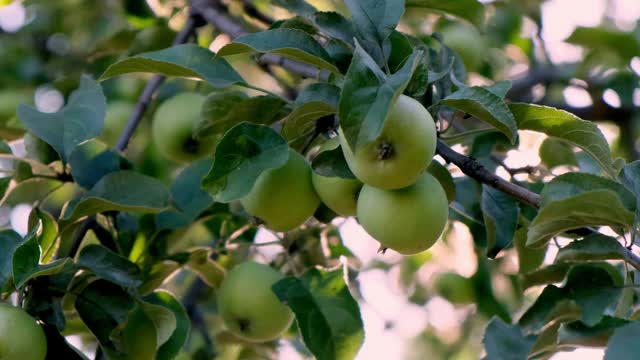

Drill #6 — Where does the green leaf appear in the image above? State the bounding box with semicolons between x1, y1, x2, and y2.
75;280;136;355
482;318;536;360
29;208;59;263
406;0;485;29
68;139;127;189
77;244;143;289
313;12;356;46
427;161;455;204
62;170;171;223
296;83;341;107
201;122;289;202
345;0;405;65
100;44;244;88
311;142;356;179
169;159;214;218
558;317;629;348
196;94;287;138
339;42;421;151
472;256;511;322
16;75;106;161
515;227;546;274
272;0;317;15
1;178;63;207
272;267;364;360
481;185;519;257
484;80;512;98
619;161;640;240
510;103;618;178
0;230;31;290
282;101;336;151
13;225;70;289
527;173;635;247
604;320;640;359
440;86;517;143
217;29;340;74
567;26;640;63
539;137;578;169
556;234;628;263
186;248;226;288
144;290;191;360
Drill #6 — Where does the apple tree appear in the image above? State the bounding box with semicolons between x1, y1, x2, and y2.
1;0;640;359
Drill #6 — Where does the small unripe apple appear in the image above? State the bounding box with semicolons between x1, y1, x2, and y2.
101;101;135;146
311;138;363;216
357;173;448;255
217;262;294;342
434;272;475;305
439;23;486;72
0;304;47;360
241;148;320;232
339;94;437;190
152;93;218;163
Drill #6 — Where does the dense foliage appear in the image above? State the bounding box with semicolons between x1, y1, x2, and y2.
1;0;640;359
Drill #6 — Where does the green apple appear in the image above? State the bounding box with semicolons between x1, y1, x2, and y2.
0;304;47;360
217;262;294;342
24;132;58;164
241;148;320;232
152;93;218;163
101;101;135;146
357;172;448;255
311;138;363;216
434;272;475;305
439;23;486;72
339;94;437;190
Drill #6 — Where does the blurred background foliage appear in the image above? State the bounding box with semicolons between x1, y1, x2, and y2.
0;0;639;359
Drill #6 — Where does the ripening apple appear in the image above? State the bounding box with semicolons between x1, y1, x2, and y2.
241;148;320;232
100;101;135;146
357;173;448;255
0;304;47;360
439;23;486;72
311;138;363;216
217;262;294;342
434;272;475;305
339;94;437;190
152;92;218;163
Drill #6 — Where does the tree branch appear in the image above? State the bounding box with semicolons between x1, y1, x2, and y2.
436;140;541;208
65;15;199;258
191;0;329;80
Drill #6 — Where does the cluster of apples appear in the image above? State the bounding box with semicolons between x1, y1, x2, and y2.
240;94;449;255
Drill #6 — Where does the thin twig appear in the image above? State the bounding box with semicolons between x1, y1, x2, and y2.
241;0;274;26
436;140;541;208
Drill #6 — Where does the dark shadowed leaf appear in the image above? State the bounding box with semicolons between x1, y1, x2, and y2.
272;267;364;360
77;244;142;289
68;139;127;189
272;0;317;15
16;76;106;161
481;185;519;257
0;230;30;289
427;161;455;203
482;318;536;360
62;171;171;223
201;122;289;202
313;12;356;46
539;137;578;169
311;142;356;179
100;44;244;88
